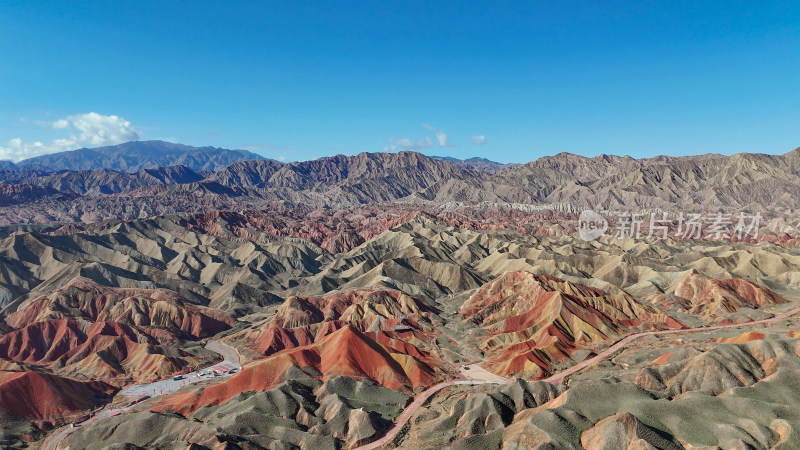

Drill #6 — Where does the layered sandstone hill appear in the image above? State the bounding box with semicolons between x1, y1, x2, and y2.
509;336;800;448
402;380;564;449
0;370;115;422
653;270;788;320
403;333;800;449
634;337;791;398
0;278;234;438
6;277;235;338
2;208;796;319
0;318;206;383
176;207;425;254
0;218;329;313
153;325;438;417
173;288;449;415
147;290;448;419
0;205;796;447
461;271;683;377
229;289;439;362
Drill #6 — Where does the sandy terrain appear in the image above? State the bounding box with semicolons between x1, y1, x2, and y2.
460;363;512;383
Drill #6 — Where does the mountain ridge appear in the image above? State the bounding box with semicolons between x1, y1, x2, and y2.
7;140;265;172
2;143;800;224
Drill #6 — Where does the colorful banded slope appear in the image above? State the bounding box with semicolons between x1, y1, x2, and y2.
461;271;684;377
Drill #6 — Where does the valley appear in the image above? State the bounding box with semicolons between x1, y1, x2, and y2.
1;144;799;448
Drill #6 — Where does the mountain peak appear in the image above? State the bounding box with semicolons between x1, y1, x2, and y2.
430;155;517;173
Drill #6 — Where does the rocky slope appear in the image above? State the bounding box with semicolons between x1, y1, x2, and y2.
228;289;439;362
398;330;800;449
6;277;234;338
432;156;518;173
419;149;800;210
0;318;210;383
0;183;77;207
0;189;796;447
62;373;410;449
652;270;789;320
204;159;284;188
2;148;800;224
13;165;204;195
461;271;683;378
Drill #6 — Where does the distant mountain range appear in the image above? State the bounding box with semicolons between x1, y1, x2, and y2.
0;161;16;171
1;141;799;224
2;140;264;172
431;156;518;173
1;140;517;175
3;165;205;195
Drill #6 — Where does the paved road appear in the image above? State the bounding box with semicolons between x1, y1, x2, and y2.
41;307;800;450
353;379;512;450
120;339;241;397
544;305;800;384
40;339;241;450
354;306;800;449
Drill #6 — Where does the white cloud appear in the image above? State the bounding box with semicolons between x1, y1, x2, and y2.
0;112;140;162
421;123;449;147
383;136;435;152
385;123;450;152
472;135;487;145
435;131;448;147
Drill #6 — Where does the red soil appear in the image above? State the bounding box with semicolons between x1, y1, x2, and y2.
462;271;683;378
651;352;674;366
714;331;766;344
0;371;115;421
153;326;437;415
167;207;583;254
229;289;439;369
6;277;234;339
0;319;187;382
664;272;787;317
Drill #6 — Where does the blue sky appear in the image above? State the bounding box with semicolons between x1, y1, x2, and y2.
1;1;798;163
